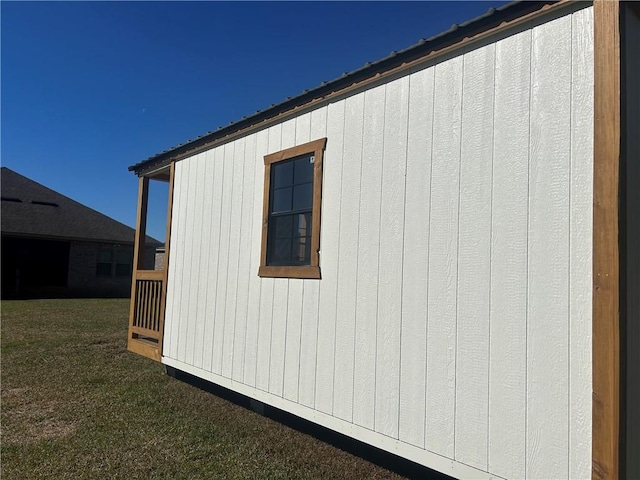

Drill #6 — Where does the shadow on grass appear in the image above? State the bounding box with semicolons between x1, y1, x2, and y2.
167;366;453;480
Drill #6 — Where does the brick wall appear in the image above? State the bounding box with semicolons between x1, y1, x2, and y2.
67;241;155;297
154;249;165;270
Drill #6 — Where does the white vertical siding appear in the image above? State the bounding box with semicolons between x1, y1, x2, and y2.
243;129;268;387
488;28;531;480
204;146;226;372
569;7;594;480
212;144;234;374
269;275;288;395
232;134;256;382
426;54;463;458
162;6;593;479
332;94;364;422
527;13;572;480
194;152;213;370
177;157;196;363
222;138;245;378
353;84;385;430
184;154;201;367
375;75;409;439
170;159;186;361
185;154;203;367
283;277;303;400
455;41;495;470
315;100;345;414
399;66;434;448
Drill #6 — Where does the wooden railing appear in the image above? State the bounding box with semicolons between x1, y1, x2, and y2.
128;268;166;361
131;270;164;343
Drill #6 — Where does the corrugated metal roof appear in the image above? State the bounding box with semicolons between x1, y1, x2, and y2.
130;0;553;174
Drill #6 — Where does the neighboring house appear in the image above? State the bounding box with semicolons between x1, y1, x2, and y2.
1;167;158;298
124;2;639;479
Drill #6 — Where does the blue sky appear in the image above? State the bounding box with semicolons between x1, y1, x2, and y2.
2;1;505;242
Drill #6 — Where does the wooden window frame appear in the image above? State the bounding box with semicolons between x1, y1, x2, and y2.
258;137;326;279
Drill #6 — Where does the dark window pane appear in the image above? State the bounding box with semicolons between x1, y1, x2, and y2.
271;238;292;263
272;187;292;213
294;156;314;184
292;236;311;263
296;213;311;237
98;250;112;263
292;183;312;211
96;263;111;276
273;215;294;239
272;161;293;189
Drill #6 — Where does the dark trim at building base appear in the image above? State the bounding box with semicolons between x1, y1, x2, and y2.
165;366;452;480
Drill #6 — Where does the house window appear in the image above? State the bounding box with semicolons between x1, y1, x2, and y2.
96;250;113;276
115;250;133;277
259;137;326;279
97;247;133;277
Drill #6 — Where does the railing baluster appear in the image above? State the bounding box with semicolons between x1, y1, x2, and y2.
139;281;144;329
136;281;142;327
141;281;146;330
150;281;155;331
142;281;147;328
154;281;160;331
148;281;153;330
136;280;143;328
153;282;160;331
152;281;157;330
145;281;151;330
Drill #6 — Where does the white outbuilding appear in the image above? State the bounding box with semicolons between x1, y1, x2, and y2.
126;1;638;478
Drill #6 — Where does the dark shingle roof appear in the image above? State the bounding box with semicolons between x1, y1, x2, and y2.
1;167;160;245
129;0;553;175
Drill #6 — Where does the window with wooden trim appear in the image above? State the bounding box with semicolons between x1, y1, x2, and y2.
259;137;326;279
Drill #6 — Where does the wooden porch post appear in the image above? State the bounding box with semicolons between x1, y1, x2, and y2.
127;176;157;359
592;1;621;478
132;176;150;272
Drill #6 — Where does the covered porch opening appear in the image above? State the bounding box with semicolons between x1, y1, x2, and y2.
127;163;174;362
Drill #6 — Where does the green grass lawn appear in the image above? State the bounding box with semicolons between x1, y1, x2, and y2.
1;298;403;479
